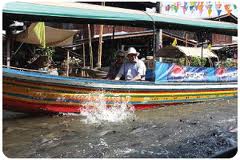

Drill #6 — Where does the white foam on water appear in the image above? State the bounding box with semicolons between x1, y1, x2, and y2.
80;91;136;124
59;113;81;116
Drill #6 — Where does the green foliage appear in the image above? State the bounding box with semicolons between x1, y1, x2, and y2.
37;47;55;60
178;58;185;66
190;57;207;67
62;57;82;67
224;59;233;67
216;58;237;68
177;57;207;67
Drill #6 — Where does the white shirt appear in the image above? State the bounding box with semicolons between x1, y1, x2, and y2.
118;60;146;80
49;68;59;76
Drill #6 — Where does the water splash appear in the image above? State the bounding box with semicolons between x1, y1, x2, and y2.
80;91;136;124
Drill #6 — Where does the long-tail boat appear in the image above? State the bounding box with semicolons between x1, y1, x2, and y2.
3;65;237;113
3;1;238;113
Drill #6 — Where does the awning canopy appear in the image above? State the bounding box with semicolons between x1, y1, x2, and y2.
16;23;78;47
3;1;237;36
156;46;218;58
211;47;224;50
177;46;218;58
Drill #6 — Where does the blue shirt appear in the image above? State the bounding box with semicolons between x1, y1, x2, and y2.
118;60;146;80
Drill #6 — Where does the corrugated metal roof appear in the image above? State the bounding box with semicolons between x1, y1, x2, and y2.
3;1;237;36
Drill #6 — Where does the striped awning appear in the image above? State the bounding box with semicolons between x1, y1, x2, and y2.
3;1;237;36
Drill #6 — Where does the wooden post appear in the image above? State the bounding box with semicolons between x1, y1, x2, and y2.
87;24;93;69
97;25;104;68
6;35;11;67
82;35;86;77
97;2;105;68
82;44;85;68
121;45;125;51
185;32;188;47
155;2;162;52
201;43;204;66
112;26;115;40
66;50;70;77
112;25;115;49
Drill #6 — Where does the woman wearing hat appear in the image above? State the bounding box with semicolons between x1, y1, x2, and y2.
115;47;146;81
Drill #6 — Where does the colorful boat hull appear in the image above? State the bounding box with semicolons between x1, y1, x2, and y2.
3;68;237;113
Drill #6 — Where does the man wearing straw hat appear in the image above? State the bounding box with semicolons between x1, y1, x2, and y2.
115;47;146;81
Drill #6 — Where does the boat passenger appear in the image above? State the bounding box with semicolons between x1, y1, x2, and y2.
106;50;125;80
39;63;59;75
115;47;146;81
48;65;59;76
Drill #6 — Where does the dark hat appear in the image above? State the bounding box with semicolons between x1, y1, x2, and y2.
116;50;125;57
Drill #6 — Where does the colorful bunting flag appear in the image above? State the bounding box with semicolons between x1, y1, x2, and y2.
184;2;188;9
198;2;204;15
189;1;196;12
176;2;181;8
190;1;195;7
233;4;237;10
195;2;199;11
215;2;222;9
208;44;212;50
217;9;222;16
224;4;232;16
209;4;213;9
208;8;212;17
165;4;170;11
181;2;188;14
174;4;179;13
33;22;46;48
172;38;177;47
182;6;187;14
163;2;236;17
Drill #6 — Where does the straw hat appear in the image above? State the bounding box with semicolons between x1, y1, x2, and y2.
126;47;139;56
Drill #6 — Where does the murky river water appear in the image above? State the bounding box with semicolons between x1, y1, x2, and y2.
3;98;237;158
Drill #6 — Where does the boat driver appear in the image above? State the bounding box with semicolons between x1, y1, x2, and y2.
106;50;125;80
115;47;146;81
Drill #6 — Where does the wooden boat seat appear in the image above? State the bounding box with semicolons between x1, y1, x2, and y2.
81;68;107;79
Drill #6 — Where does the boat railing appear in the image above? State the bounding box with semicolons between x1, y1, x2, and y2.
2;65;48;74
